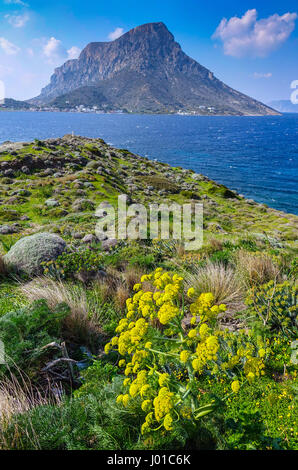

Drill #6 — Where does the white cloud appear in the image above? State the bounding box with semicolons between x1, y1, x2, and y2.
5;12;29;28
43;37;66;63
108;27;124;41
0;37;20;55
67;46;81;59
253;72;272;79
4;1;29;6
213;9;297;57
43;37;80;64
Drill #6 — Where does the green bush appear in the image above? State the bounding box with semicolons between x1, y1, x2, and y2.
43;249;104;279
0;300;69;378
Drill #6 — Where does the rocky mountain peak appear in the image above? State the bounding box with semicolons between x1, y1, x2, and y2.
32;22;279;116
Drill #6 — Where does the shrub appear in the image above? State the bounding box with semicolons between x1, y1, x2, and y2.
42;248;104;279
104;268;266;439
0;300;69;378
246;281;297;339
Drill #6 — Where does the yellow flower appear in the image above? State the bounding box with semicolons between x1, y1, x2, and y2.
180;350;190;363
122;394;130;407
163;413;173;431
231;380;240;393
141;400;152;412
141;422;150;434
116;394;124;404
104;342;112;354
158;373;170;387
188;329;197;339
259;348;266;358
187;287;195;298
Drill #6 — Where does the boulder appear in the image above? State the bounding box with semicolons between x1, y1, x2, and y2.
4;232;67;276
45;199;60;207
72;198;95;212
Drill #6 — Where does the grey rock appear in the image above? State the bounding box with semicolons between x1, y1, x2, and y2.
101;238;118;251
72;198;95;212
81;234;98;244
4;232;67;276
45;199;60;207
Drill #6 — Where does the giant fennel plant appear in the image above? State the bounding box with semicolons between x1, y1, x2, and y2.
104;268;266;436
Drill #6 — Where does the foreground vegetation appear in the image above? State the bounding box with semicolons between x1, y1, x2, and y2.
0;136;297;450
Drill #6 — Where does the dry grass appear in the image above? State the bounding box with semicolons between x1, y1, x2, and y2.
115;285;130;310
209;238;224;252
122;266;143;291
236;250;281;288
0;373;58;450
185;262;244;310
20;277;101;347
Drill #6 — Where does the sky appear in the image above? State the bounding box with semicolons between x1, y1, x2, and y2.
0;0;297;103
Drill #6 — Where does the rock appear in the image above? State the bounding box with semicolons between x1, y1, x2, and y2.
81;234;98;244
72;232;85;240
72;198;95;212
17;189;31;197
101;238;118;251
45;199;60;207
21;166;30;174
0;224;19;235
4;170;15;178
4;232;67;276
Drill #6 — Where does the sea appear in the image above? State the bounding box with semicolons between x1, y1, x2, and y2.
0;111;297;215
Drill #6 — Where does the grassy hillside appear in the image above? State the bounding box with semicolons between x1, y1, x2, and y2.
0;135;297;451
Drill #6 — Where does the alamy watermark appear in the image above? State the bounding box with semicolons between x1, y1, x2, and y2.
95;195;203;250
290;80;298;105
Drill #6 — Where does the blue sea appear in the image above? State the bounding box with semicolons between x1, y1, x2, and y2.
0;111;297;215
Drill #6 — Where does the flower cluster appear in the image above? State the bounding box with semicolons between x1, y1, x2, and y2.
104;268;267;436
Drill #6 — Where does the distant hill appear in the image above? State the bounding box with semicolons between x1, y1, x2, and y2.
30;22;279;116
267;100;298;113
0;98;30;110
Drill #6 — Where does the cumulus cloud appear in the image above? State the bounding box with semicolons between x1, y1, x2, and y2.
43;37;81;64
213;9;297;57
0;37;20;55
43;37;66;63
253;72;272;79
108;27;124;41
67;46;81;59
5;12;30;28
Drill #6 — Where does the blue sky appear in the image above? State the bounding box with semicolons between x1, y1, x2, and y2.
0;0;297;102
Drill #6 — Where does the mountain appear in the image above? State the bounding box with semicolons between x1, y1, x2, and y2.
32;22;278;115
268;100;298;113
